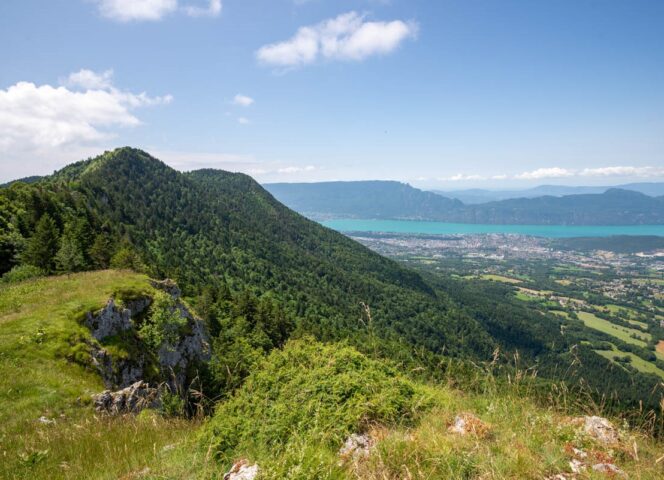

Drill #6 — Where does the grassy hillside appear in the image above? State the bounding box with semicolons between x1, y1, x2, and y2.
1;148;662;419
0;270;193;479
2;272;664;479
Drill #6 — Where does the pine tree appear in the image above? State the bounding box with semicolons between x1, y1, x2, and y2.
22;214;59;272
88;232;113;269
55;223;86;273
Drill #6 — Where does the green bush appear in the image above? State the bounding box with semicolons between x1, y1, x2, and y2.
1;264;44;283
138;291;187;351
202;339;431;472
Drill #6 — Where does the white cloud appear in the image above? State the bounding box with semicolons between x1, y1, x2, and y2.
256;11;418;68
184;0;222;18
96;0;222;22
579;166;664;177
237;117;250;125
0;69;171;154
96;0;178;22
433;166;664;184
515;167;574;180
232;94;255;107
66;69;115;90
277;165;316;174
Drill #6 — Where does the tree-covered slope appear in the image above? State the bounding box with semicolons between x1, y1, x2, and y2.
266;181;664;225
0;148;492;359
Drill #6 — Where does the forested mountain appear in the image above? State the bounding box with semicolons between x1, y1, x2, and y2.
264;181;463;220
467;188;664;225
0;148;490;360
1;148;662;416
266;181;664;225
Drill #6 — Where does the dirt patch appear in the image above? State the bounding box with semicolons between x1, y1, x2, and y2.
656;340;664;355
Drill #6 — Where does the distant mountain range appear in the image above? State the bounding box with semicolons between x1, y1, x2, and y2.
264;181;664;225
432;182;664;204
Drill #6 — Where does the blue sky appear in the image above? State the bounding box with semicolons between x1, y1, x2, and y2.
1;0;663;188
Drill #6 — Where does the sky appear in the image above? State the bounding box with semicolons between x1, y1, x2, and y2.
0;0;663;189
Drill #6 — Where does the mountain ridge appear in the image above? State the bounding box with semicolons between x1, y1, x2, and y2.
264;180;664;225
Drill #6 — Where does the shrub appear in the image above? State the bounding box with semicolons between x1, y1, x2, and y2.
1;264;44;284
138;291;187;351
202;339;431;469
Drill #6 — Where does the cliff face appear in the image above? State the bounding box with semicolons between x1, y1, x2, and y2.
84;278;210;412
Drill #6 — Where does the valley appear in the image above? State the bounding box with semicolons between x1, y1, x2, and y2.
345;231;664;380
1;149;663;479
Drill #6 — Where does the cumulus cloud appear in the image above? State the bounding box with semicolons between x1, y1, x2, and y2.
96;0;221;22
0;69;171;153
66;69;115;90
232;94;255;107
96;0;178;22
437;166;664;183
184;0;222;18
515;167;574;180
579;166;664;177
256;11;418;68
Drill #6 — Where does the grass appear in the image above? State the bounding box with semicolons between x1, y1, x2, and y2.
0;270;199;480
577;311;650;347
3;272;664;479
595;344;664;380
597;304;650;329
149;340;664;480
515;291;539;302
550;310;570;319
480;274;522;284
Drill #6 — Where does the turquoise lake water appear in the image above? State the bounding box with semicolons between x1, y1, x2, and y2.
321;219;664;238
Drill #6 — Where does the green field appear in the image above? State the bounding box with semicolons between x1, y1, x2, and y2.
550;310;570;319
515;291;540;302
480;274;523;284
577;311;650;347
600;304;649;329
595;344;664;379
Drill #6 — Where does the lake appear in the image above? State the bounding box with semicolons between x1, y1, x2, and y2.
320;219;664;238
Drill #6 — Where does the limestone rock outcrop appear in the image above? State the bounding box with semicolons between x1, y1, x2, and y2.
93;381;160;414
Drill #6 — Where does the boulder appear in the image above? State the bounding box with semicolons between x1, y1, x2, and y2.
448;412;490;437
223;460;259;480
592;463;625;476
583;416;619;445
93;380;160;414
339;433;374;463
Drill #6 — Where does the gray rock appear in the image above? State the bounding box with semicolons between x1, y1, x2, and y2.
93;380;160;414
150;278;181;299
583;416;619;445
90;345;145;389
85;297;151;341
592;463;625;476
223;461;259;480
339;434;374;463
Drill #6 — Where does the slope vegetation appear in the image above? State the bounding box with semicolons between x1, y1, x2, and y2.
0;270;194;480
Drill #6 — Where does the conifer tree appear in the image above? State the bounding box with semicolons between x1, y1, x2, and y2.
22;214;59;272
55;223;86;273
